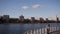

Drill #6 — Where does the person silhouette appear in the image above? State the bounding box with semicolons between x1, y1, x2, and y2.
46;24;50;34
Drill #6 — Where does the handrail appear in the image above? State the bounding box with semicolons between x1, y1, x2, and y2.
23;24;60;34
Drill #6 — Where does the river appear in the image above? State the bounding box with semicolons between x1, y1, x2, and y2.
0;23;60;34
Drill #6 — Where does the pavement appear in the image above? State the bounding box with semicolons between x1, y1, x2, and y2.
50;30;60;34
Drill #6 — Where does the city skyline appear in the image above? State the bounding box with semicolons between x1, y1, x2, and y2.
0;14;60;21
0;0;60;19
0;14;60;23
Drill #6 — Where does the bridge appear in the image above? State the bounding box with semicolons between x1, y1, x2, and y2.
23;24;60;34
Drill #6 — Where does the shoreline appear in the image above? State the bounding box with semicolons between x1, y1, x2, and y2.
0;22;60;24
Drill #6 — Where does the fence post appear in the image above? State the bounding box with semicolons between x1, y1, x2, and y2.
37;29;38;34
39;28;41;34
33;29;35;34
30;30;32;34
27;31;29;34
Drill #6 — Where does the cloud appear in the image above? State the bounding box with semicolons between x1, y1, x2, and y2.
32;4;40;8
22;4;40;10
22;6;29;10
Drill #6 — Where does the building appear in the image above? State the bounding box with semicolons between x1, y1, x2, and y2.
31;17;35;21
0;16;2;19
39;17;44;21
45;18;49;21
30;17;35;22
39;17;44;22
52;15;59;21
3;15;9;19
19;15;24;21
57;17;59;21
2;15;10;22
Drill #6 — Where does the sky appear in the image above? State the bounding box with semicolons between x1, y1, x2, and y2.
0;0;60;19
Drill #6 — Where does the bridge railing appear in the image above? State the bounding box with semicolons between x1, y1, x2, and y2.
24;23;60;34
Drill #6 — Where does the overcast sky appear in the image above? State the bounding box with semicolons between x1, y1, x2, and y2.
0;0;60;19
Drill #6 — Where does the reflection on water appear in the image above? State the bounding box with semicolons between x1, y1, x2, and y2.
0;23;60;34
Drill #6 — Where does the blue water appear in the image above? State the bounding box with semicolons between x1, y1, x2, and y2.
0;23;60;34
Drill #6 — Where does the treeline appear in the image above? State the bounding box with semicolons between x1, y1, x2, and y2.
0;18;60;24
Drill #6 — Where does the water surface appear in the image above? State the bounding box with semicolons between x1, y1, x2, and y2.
0;23;60;34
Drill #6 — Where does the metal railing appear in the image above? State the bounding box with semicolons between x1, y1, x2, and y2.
23;23;60;34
